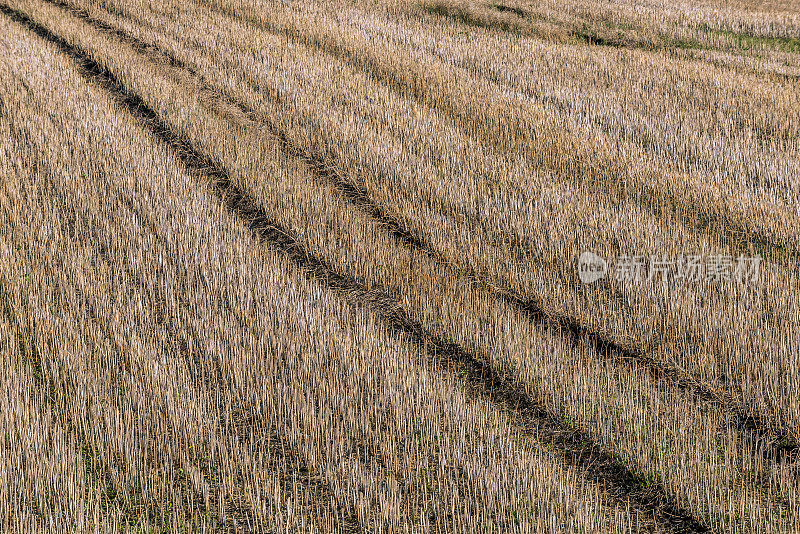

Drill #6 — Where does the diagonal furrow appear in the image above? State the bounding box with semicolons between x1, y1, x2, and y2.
0;6;711;532
425;1;800;56
0;28;359;532
207;0;796;265
43;0;800;466
49;0;800;272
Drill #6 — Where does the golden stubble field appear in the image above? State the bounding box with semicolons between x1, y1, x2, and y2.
0;0;798;531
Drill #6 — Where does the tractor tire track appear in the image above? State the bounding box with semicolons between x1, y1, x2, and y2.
45;0;800;467
46;0;626;291
212;0;796;267
1;37;356;533
0;6;711;532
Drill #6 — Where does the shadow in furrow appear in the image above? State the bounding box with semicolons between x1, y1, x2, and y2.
0;6;710;532
35;0;800;468
253;1;800;265
0;7;360;532
92;0;800;462
509;292;800;463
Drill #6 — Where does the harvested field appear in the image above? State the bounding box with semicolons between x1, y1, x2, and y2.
0;0;798;531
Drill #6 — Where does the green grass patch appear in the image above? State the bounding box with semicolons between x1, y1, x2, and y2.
705;26;800;54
